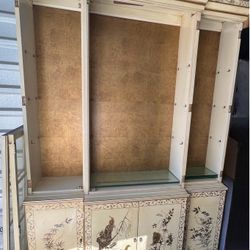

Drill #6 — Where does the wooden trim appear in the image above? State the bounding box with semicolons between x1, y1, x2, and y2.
90;0;182;26
169;12;201;182
8;134;21;250
202;9;248;22
206;22;242;179
82;0;90;194
15;0;41;192
114;0;206;11
199;18;223;31
206;2;249;16
33;0;82;11
2;136;10;250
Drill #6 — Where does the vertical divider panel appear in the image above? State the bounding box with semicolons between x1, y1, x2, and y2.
8;135;21;250
2;136;10;250
15;0;41;192
169;12;201;183
206;22;242;180
82;0;90;194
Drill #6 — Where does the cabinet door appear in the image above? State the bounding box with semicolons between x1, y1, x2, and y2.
25;199;84;250
184;190;226;250
137;198;187;250
85;201;138;250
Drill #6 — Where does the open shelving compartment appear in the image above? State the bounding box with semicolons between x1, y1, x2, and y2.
185;17;242;181
16;1;84;195
16;0;209;196
88;0;202;191
89;12;182;188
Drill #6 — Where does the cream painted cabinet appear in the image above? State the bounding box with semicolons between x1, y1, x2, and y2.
184;184;227;250
85;197;187;250
24;199;84;250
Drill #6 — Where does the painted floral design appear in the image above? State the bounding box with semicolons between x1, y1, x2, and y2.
189;207;213;248
149;208;174;250
42;217;73;250
96;211;132;250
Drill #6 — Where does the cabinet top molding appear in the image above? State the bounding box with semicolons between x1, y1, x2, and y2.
32;0;249;16
209;0;249;8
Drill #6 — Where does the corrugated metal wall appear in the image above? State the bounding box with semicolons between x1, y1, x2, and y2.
0;0;23;247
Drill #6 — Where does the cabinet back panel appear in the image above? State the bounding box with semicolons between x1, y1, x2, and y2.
34;6;82;176
187;30;221;167
90;14;179;172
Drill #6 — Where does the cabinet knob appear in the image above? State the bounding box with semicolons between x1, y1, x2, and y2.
139;237;143;242
133;238;137;242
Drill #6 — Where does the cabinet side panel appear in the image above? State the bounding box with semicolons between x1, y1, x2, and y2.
15;0;41;190
187;30;220;167
33;6;82;176
90;14;179;172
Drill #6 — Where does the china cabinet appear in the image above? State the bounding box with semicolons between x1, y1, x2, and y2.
10;0;249;249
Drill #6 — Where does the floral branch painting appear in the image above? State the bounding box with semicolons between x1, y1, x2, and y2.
149;208;175;250
96;211;132;250
42;217;73;250
189;207;213;248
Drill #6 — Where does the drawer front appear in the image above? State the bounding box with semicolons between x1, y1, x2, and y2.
25;199;84;250
137;198;187;250
85;201;138;250
184;190;226;250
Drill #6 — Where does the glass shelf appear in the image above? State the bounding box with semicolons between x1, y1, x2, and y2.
186;166;218;180
91;169;179;188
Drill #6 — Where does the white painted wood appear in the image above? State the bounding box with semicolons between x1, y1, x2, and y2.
15;0;41;192
90;0;182;26
8;134;21;250
200;18;222;32
86;185;188;202
206;22;242;180
94;0;206;12
205;2;249;16
140;0;206;10
2;135;10;250
203;10;247;23
33;0;81;12
169;12;201;183
82;0;90;195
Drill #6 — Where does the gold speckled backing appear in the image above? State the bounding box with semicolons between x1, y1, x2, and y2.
90;14;180;173
187;30;221;167
34;6;82;176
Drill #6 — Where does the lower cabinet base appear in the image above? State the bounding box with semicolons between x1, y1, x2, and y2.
24;184;227;250
85;198;187;250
